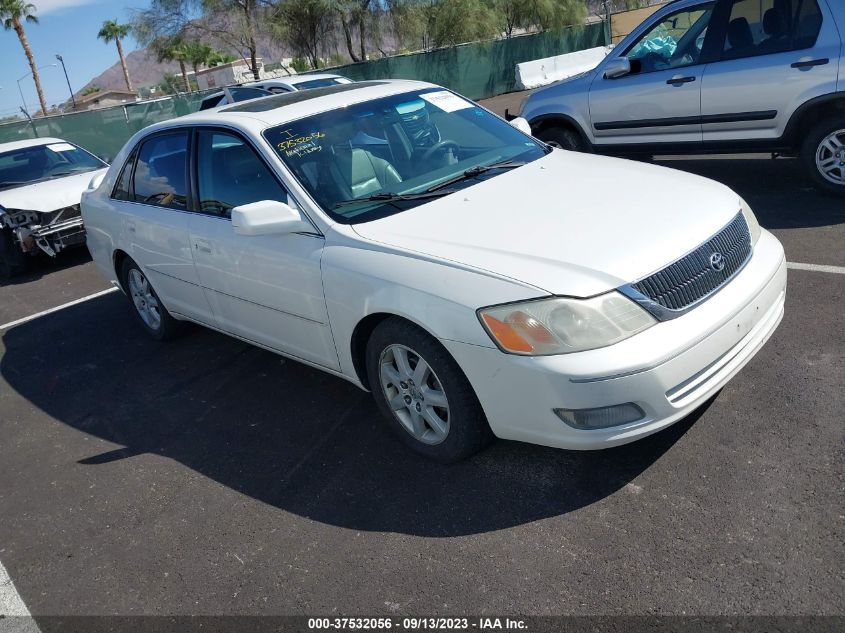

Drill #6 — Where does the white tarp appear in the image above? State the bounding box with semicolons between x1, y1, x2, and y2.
515;46;613;90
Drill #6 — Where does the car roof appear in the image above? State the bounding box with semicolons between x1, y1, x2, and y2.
0;137;68;152
144;79;437;135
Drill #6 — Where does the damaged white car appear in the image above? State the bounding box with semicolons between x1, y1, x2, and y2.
0;138;108;278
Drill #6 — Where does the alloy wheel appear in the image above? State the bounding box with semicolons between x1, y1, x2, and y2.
378;344;450;445
815;129;845;186
127;268;162;331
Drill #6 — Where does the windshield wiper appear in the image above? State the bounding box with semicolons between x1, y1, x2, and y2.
332;189;457;209
426;160;527;192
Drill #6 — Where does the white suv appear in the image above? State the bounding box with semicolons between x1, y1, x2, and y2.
518;0;845;195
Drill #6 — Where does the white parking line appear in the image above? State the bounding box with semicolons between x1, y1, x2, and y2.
0;559;40;631
787;262;845;275
0;287;119;332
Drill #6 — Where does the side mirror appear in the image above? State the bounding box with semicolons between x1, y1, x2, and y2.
231;200;312;236
604;57;631;79
509;117;533;136
98;154;112;164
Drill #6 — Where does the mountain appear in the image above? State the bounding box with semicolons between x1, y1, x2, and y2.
77;48;184;95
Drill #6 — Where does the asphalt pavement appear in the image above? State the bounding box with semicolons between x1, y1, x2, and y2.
0;93;842;627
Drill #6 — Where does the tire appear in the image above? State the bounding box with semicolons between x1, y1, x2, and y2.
0;229;28;280
120;257;183;341
365;318;494;463
801;116;845;196
536;125;588;152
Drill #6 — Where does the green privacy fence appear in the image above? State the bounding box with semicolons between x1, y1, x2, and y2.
0;22;607;159
310;22;607;101
0;92;210;160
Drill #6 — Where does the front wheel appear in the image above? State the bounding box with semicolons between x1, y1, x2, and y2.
365;318;493;463
535;125;588;152
801;117;845;196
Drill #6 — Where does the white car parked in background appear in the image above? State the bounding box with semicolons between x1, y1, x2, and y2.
0;138;108;279
81;81;786;462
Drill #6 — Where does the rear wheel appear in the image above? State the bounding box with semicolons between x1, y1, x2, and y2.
536;125;587;152
365;318;493;463
120;257;183;340
801;117;845;196
0;229;28;280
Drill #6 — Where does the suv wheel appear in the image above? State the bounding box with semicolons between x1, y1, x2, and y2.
120;257;183;340
0;229;28;280
802;117;845;196
536;125;587;152
365;318;494;463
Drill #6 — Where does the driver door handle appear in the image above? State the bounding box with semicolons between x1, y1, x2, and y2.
667;75;696;85
791;58;829;69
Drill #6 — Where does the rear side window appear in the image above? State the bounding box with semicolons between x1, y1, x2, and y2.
721;0;824;60
132;133;189;210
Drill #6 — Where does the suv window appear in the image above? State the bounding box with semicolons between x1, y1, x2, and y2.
721;0;824;60
624;4;715;74
196;130;292;218
132;133;189;210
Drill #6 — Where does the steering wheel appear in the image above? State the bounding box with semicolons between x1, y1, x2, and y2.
420;140;460;162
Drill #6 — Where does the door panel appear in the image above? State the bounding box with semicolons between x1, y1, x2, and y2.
589;2;716;145
188;129;338;370
118;131;214;325
589;67;705;144
701;0;840;141
188;215;338;370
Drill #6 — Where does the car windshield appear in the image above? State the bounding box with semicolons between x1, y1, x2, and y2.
264;88;549;223
0;142;104;191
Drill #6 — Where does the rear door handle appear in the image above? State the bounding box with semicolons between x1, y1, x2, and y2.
194;238;212;254
667;75;696;85
791;58;829;69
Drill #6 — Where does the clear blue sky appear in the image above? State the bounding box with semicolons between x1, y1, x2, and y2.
0;0;151;117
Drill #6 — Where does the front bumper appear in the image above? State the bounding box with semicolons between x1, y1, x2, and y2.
442;230;787;450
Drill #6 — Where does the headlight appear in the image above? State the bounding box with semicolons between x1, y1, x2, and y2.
740;197;761;245
478;292;657;356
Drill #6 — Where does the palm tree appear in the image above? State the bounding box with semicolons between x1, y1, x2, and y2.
0;0;48;116
151;37;191;93
98;20;134;92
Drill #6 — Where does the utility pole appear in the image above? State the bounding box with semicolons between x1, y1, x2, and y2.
56;54;77;111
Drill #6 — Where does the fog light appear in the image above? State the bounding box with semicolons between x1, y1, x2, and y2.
553;403;645;430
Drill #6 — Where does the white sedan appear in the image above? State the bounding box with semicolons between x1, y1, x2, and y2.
1;138;108;278
81;80;786;462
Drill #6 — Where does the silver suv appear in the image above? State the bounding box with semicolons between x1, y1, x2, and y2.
518;0;845;195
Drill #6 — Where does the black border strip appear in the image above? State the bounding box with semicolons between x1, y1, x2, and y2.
594;110;777;131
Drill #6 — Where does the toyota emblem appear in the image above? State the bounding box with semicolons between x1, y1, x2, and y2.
709;252;726;272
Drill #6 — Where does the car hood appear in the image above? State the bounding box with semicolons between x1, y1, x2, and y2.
0;169;108;213
352;151;741;297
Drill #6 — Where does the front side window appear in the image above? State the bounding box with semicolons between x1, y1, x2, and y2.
625;4;715;74
721;0;823;60
112;151;136;201
196;131;292;218
0;142;104;192
132;133;189;210
263;88;548;223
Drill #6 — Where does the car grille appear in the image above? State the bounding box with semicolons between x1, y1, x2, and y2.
632;212;752;313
